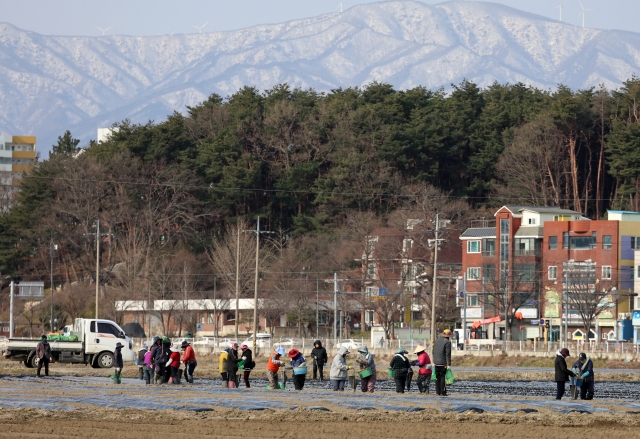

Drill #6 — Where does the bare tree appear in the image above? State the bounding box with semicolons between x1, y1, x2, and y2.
494;116;567;207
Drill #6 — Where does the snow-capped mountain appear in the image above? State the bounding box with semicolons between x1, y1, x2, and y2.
2;0;640;153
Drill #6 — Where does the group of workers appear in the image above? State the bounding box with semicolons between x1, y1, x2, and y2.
34;330;595;400
133;336;198;385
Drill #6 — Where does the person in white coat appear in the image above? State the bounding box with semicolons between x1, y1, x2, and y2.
330;347;352;391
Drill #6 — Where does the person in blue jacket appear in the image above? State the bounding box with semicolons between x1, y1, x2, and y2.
288;349;306;390
573;352;594;400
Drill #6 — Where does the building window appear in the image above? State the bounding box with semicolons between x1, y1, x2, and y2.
208;313;214;324
467;240;480;253
637;266;640;279
602;266;612;280
554;215;572;221
548;266;557;280
603;235;612;250
515;238;541;256
632;237;640;250
468;295;479;307
467;267;480;280
563;232;569;249
549;236;557;250
226;313;235;322
365;310;375;324
482;238;495;256
514;264;536;282
133;314;139;324
528;218;536;225
566;232;597;250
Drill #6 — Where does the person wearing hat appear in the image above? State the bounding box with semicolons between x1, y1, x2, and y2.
266;346;287;389
137;344;148;380
330;347;353;391
288;349;306;390
433;329;453;396
35;334;52;378
240;344;255;388
390;348;411;394
166;345;182;384
224;342;241;388
181;340;197;384
113;342;124;384
572;352;594;400
357;346;376;393
412;345;432;394
555;347;576;400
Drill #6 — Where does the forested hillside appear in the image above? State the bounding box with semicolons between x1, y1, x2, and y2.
1;78;640;330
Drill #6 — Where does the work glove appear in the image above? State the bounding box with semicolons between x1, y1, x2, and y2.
446;366;450;370
241;356;247;360
347;366;353;370
582;371;590;378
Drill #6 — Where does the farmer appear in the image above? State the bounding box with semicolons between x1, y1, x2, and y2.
219;347;230;387
166;345;182;384
310;340;328;381
225;343;241;388
151;336;166;384
433;329;453;396
288;348;307;391
35;334;52;378
330;347;352;391
266;347;286;389
573;352;594;400
137;344;148;380
113;342;124;384
181;340;197;384
357;346;376;393
142;347;154;385
161;337;172;383
413;344;432;394
555;347;576;400
390;348;411;394
240;344;255;388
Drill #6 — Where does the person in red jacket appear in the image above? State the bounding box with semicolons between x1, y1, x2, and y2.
413;345;432;394
166;346;182;384
181;341;197;384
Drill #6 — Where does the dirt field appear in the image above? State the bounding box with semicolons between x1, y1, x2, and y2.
0;407;639;438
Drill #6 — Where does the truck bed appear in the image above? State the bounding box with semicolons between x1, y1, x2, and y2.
6;338;84;351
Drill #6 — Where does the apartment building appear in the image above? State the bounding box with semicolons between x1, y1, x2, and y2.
461;206;640;342
0;135;37;203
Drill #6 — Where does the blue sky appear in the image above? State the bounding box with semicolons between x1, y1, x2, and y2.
1;0;638;36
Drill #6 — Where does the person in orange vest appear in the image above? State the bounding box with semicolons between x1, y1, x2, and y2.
266;347;286;389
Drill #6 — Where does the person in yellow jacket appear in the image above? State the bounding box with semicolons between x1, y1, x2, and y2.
219;347;230;387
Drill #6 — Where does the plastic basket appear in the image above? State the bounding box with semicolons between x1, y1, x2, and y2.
293;366;307;375
238;360;245;370
388;368;394;378
359;369;373;379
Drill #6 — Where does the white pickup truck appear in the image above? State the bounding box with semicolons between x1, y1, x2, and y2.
2;318;135;368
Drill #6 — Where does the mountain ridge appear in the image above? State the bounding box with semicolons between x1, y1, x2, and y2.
1;0;639;153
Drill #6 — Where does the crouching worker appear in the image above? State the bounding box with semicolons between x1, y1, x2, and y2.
266;347;286;389
288;349;306;391
166;345;182;384
330;347;352;391
113;342;124;384
413;345;432;394
573;352;594;400
357;346;376;393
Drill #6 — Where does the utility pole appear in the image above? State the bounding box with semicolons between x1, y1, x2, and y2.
95;219;100;319
462;272;467;351
333;273;338;346
50;234;56;332
316;278;319;340
252;217;260;352
213;277;218;338
234;226;241;339
9;280;15;338
430;214;440;346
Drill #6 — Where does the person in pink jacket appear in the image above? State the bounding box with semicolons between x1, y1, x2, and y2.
413;345;432;394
